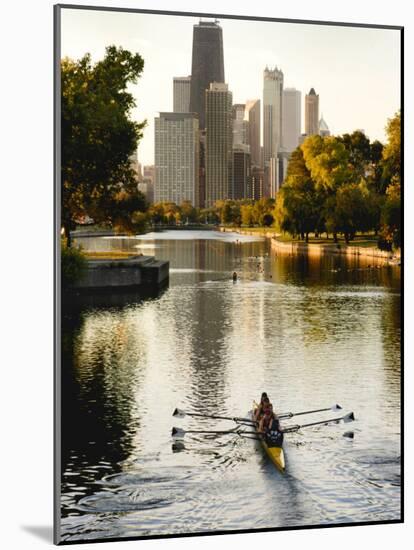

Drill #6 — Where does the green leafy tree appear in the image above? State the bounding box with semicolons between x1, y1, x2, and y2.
61;45;147;244
163;202;180;224
148;203;165;225
339;131;371;179
329;181;379;243
180;201;198;223
301;135;354;193
276;148;323;241
381;111;401;190
379;181;401;249
241;204;255;226
231;203;242;226
217;200;233;224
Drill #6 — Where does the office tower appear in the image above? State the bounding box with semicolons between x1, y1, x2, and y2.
190;20;225;130
205;83;233;206
263;67;283;198
232;145;251;200
250;166;264;200
232;104;249;146
154;113;200;206
245;99;261;167
319;115;330;137
173;76;191;113
263;66;284;164
305;88;319;136
139;165;155;203
282;88;301;152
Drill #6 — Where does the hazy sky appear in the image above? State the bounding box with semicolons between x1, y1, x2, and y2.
61;7;401;166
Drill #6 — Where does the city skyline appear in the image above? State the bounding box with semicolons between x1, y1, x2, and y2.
61;9;401;166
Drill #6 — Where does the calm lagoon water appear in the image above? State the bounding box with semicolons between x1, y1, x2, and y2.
60;230;401;542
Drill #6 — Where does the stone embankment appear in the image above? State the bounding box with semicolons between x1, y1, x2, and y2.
270;239;400;264
219;227;401;265
72;255;169;291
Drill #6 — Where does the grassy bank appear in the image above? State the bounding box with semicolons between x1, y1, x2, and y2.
275;233;378;248
84;251;141;260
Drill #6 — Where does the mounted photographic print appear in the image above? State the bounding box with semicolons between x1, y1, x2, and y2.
54;4;403;545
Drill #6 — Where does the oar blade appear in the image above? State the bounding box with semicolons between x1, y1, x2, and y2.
343;412;355;423
343;431;354;439
172;426;185;438
331;404;342;411
172;408;186;418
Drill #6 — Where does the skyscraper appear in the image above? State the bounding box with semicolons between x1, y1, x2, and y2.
190;20;225;130
205;83;233;206
319;115;330;137
232;145;251;200
305;88;319;136
245;99;261;168
263;67;284;164
173;76;191;113
282;88;301;152
263;67;283;198
232;104;249;146
154;112;200;206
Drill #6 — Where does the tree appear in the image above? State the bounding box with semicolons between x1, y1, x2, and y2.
339;131;371;179
379;181;401;249
381;111;401;190
275;148;323;241
329;181;379;243
301;135;354;193
148;203;165;225
180;201;198;223
218;200;233;224
61;46;147;244
241;204;255;226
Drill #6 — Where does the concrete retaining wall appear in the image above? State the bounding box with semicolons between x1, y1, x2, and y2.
270;238;398;263
72;256;169;291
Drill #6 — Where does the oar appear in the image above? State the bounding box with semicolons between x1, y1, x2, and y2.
282;412;355;434
277;404;342;420
172;426;255;438
172;408;255;424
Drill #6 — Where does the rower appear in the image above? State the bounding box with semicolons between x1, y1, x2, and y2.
254;394;269;421
264;413;284;448
258;404;274;433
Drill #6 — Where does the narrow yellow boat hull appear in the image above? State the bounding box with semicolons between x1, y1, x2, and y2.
252;402;285;472
261;440;285;472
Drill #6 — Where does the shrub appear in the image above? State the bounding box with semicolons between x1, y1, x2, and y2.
61;243;87;287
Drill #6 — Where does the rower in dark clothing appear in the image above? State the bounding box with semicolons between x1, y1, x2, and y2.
264;408;284;448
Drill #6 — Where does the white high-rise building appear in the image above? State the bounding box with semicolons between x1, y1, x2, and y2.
154;112;199;206
282;88;301;152
263;67;284;198
205;82;233;207
263;66;284;164
173;76;191;113
232;104;249;147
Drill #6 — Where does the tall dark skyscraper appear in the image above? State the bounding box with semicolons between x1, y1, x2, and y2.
190;20;225;130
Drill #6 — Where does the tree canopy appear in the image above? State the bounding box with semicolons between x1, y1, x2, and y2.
61;45;147;242
275;112;401;248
